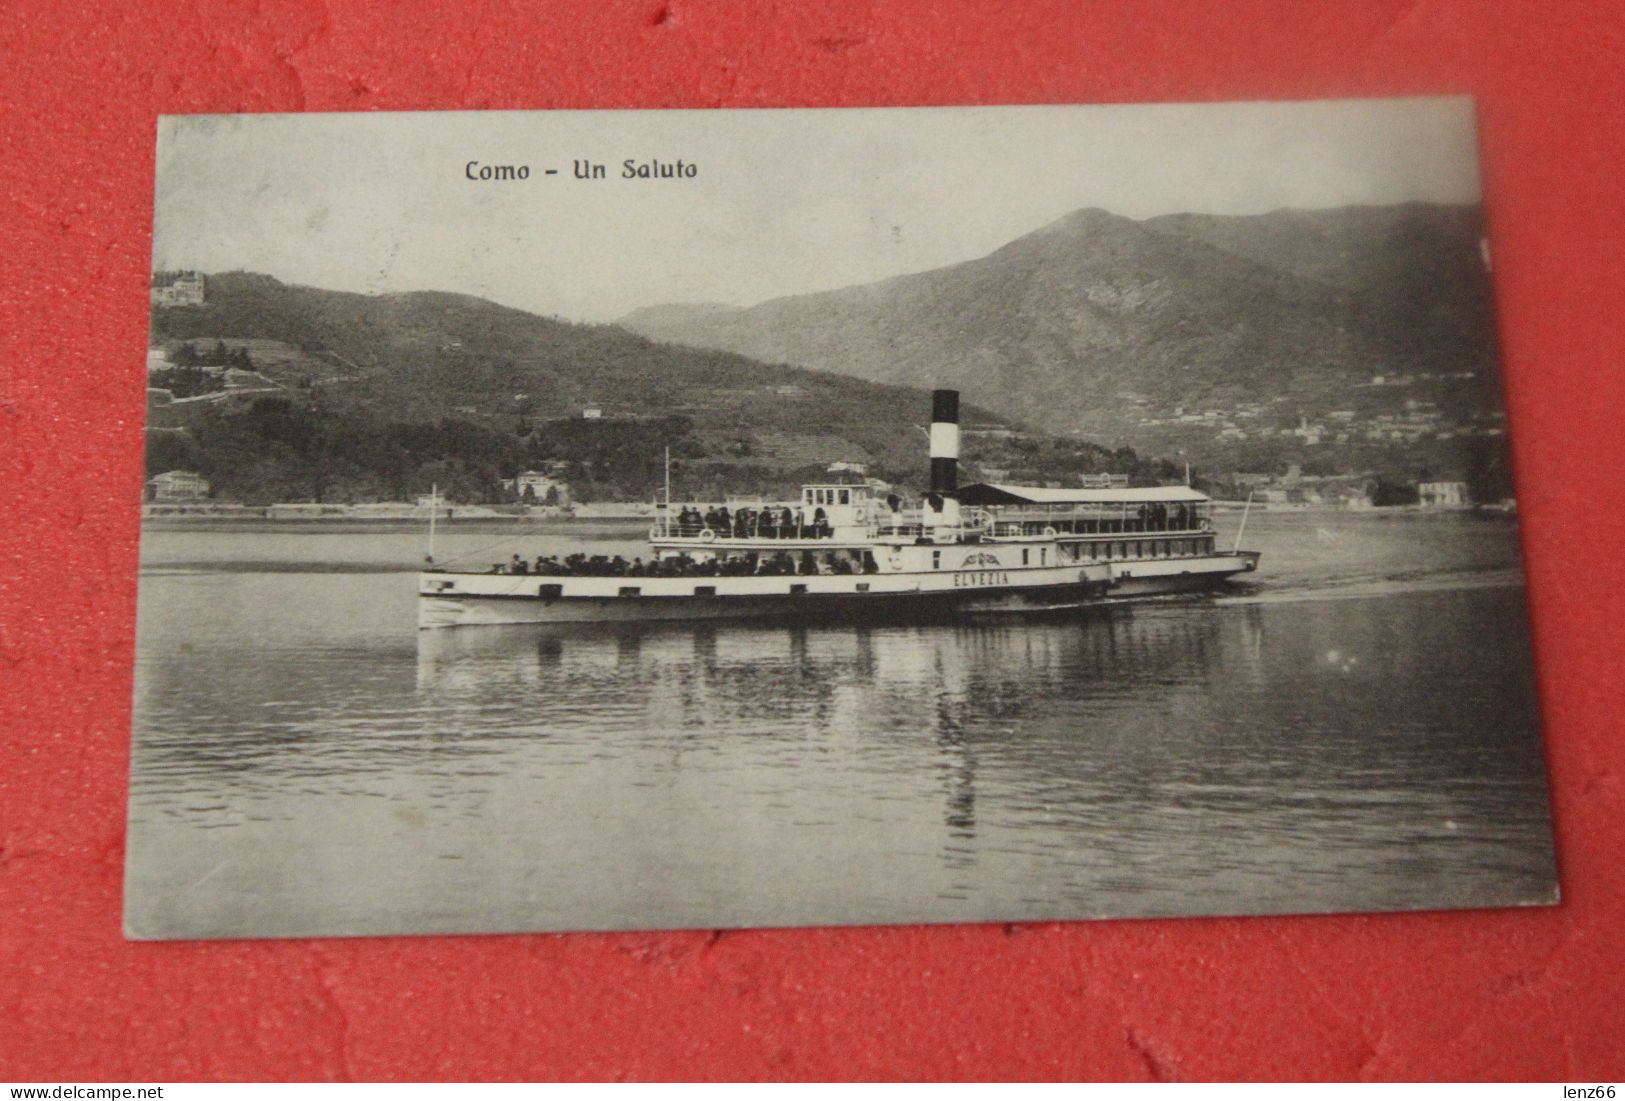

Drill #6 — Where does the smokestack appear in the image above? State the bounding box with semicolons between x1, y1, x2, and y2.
929;388;960;496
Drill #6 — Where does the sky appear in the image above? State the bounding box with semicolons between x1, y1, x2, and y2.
153;98;1482;323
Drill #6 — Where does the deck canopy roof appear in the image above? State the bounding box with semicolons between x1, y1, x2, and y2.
958;482;1210;506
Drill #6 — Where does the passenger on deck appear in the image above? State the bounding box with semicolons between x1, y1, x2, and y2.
812;507;828;537
510;554;528;575
781;507;795;536
759;509;775;538
717;506;732;534
798;550;818;575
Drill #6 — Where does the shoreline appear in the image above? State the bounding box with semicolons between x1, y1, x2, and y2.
141;503;1515;533
141;512;655;532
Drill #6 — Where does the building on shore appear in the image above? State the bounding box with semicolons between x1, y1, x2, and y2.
151;271;205;307
1078;473;1131;489
512;468;571;506
147;470;210;502
1419;481;1469;507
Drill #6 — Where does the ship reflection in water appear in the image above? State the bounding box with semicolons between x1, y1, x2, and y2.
416;610;1240;909
129;561;1554;938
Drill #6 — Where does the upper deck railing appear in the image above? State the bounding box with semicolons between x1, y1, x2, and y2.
651;497;1212;543
653;503;986;543
658;514;837;541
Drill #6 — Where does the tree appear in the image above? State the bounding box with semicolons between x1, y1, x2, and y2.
1370;476;1419;507
145;430;199;476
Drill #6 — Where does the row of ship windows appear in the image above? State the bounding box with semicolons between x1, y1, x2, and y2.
546;582;871;598
807;487;857;506
1077;536;1214;562
929;537;1215;569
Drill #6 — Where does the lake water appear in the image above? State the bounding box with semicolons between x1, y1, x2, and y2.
126;511;1557;938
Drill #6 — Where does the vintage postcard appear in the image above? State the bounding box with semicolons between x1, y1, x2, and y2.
129;100;1555;939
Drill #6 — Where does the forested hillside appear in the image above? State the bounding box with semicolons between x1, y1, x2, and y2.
147;274;1180;504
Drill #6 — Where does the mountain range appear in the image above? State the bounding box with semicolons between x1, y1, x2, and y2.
150;200;1511;502
621;203;1505;458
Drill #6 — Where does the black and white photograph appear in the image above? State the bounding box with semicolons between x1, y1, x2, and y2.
129;100;1556;939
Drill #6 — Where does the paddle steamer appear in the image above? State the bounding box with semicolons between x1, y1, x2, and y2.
417;390;1259;628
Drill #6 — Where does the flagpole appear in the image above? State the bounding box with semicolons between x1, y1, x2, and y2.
427;482;437;564
1233;489;1254;553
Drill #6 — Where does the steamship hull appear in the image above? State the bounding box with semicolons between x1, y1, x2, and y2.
418;585;1094;629
417;554;1258;629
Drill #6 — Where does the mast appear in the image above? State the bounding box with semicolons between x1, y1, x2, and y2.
426;482;438;564
662;447;672;538
1233;489;1254;553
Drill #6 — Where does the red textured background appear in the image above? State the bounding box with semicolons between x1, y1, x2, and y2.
3;0;1623;1081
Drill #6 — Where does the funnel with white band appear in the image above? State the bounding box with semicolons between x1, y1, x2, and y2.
929;388;960;497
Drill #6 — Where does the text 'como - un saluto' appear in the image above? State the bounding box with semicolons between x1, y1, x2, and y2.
465;160;699;180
